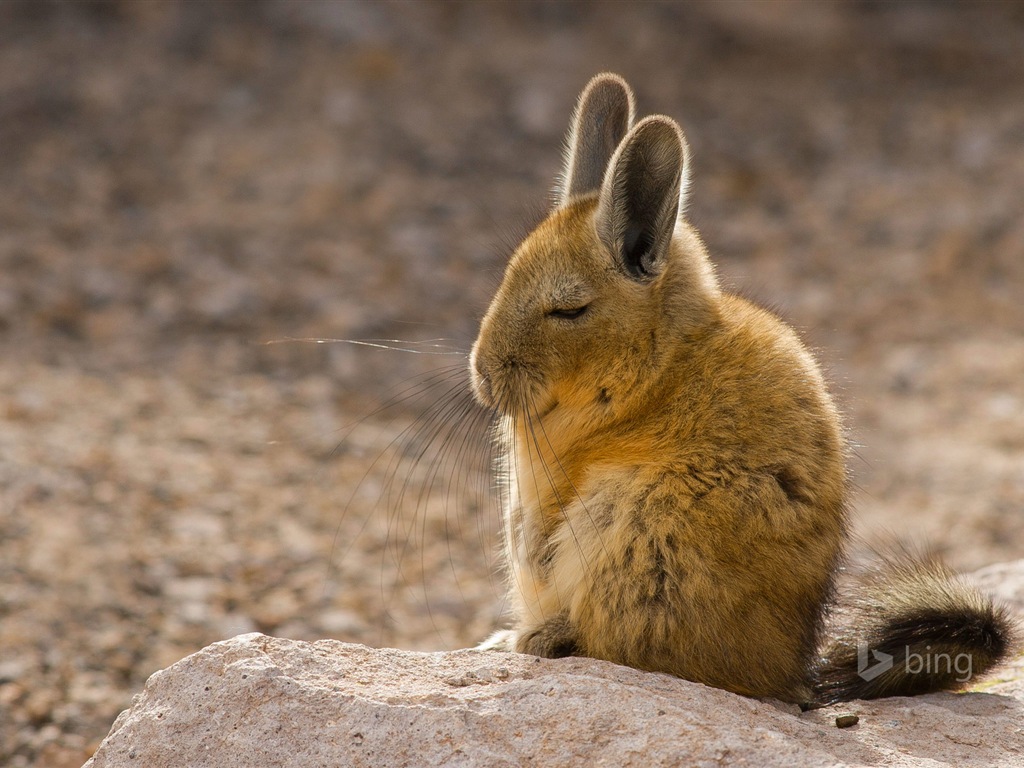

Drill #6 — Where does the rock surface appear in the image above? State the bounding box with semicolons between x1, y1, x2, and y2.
86;565;1024;768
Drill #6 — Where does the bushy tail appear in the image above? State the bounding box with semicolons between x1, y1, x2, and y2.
811;553;1019;707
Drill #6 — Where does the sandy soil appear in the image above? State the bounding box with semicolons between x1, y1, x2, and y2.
1;2;1022;765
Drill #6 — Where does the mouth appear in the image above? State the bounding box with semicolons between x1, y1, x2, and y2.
535;398;559;419
470;355;554;418
471;377;556;421
470;367;494;408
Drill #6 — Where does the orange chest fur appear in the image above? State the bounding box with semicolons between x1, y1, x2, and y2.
509;418;666;540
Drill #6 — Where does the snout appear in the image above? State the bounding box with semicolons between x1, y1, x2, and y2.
469;347;495;407
471;331;543;415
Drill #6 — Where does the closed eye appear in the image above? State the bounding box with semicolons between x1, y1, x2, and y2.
547;305;590;320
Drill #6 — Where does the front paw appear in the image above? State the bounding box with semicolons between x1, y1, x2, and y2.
476;629;517;652
516;613;578;659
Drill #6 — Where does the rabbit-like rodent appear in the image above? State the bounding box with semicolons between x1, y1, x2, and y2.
469;73;1016;705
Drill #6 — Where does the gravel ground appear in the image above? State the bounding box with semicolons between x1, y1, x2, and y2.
1;2;1023;765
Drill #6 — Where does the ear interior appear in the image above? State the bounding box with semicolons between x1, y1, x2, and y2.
596;116;688;280
558;73;635;205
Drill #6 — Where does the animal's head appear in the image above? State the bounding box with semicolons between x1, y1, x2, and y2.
470;73;719;424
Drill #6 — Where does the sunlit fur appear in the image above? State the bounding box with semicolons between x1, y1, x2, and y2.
469;73;1017;705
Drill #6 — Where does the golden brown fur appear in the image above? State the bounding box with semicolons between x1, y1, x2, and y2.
470;74;1017;705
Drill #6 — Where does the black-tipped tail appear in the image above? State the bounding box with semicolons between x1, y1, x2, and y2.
812;554;1019;706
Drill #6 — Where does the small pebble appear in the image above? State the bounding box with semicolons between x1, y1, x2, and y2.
835;714;859;729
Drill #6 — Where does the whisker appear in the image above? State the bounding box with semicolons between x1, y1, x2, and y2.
423;395;495;625
373;376;491;642
399;388;483;614
436;396;496;606
371;377;475;643
506;404;538;624
378;378;475;571
487;413;514;623
533;404;613;566
262;337;469;356
516;392;570;622
324;363;471;566
469;406;503;588
318;345;502;648
475;411;505;596
323;365;472;615
520;396;597;607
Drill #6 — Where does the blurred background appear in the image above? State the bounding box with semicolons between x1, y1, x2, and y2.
1;2;1022;765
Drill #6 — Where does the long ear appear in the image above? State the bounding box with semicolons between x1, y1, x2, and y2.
595;115;689;280
558;73;635;206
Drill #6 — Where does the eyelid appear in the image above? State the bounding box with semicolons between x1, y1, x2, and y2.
547;304;590;320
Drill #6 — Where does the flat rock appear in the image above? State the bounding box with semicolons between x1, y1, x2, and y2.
86;563;1024;768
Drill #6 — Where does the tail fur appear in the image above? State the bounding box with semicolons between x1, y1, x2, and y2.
811;552;1019;707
